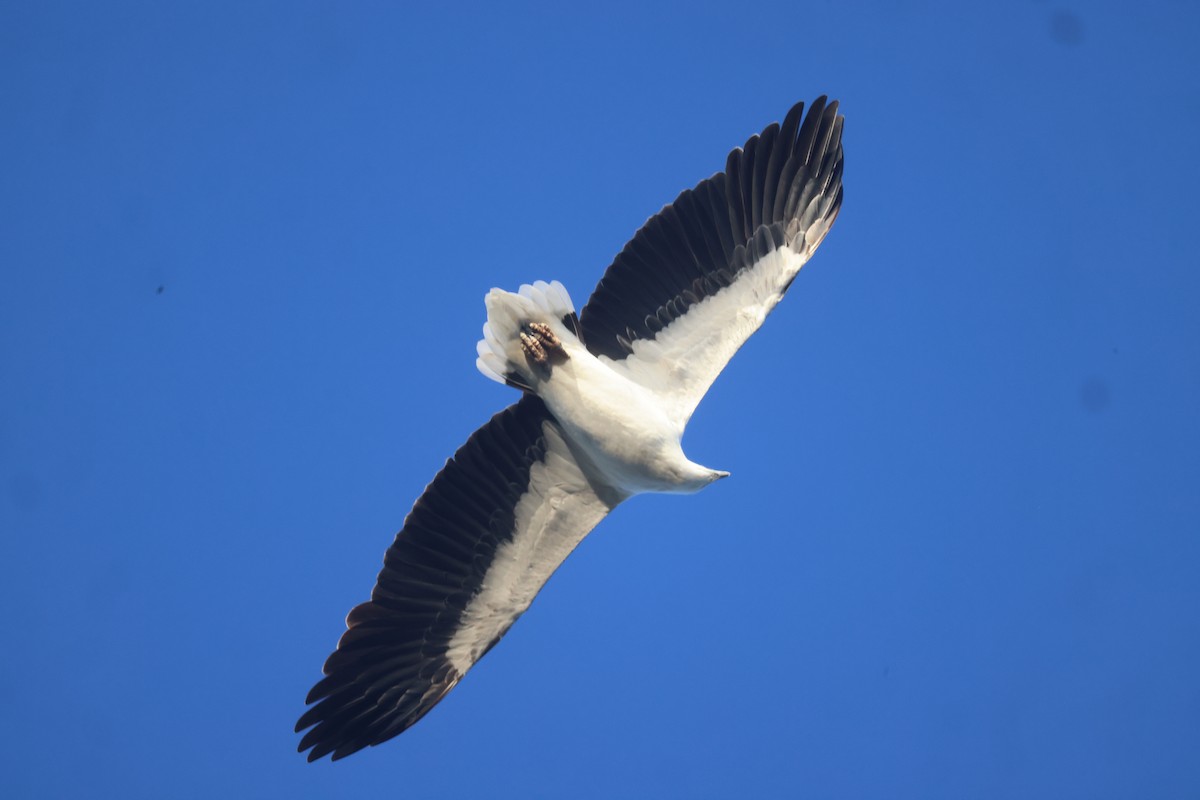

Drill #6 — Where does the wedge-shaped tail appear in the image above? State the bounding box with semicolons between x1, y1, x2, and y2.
476;280;580;391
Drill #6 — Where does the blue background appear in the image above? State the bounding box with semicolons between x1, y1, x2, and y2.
3;2;1199;797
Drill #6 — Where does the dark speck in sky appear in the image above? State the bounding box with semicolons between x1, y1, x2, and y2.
1050;8;1084;45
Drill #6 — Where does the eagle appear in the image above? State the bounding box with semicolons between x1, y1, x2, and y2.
298;97;844;761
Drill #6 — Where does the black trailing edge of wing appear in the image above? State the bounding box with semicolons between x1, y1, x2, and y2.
296;395;552;761
579;98;844;361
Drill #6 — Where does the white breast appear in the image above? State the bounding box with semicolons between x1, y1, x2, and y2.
536;337;722;494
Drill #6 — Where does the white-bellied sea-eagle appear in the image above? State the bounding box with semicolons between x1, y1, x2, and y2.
297;97;845;761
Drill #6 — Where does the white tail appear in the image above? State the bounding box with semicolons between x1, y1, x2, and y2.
476;280;577;387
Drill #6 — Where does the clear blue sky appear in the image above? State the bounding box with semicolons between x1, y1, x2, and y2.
3;2;1199;797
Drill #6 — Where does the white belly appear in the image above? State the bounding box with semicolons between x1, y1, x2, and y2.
534;339;716;495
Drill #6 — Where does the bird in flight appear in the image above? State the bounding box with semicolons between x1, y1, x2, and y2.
297;97;844;761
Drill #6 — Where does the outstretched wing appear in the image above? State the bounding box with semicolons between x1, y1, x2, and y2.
296;395;623;761
579;98;844;426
